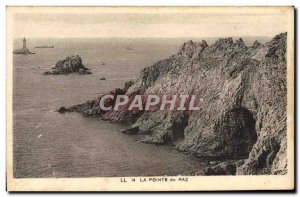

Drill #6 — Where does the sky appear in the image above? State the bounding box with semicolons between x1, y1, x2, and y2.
10;7;291;38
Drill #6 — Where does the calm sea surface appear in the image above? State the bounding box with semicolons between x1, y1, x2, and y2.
13;38;199;178
13;37;270;178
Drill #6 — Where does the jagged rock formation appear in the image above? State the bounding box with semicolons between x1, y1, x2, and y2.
43;55;92;75
60;33;287;175
13;48;35;55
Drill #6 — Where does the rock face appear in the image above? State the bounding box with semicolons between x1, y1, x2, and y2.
193;160;245;175
62;33;287;175
43;55;92;75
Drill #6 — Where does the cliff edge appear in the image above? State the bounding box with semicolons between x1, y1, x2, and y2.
61;33;287;175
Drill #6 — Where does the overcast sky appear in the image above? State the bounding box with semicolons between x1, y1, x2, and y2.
12;7;290;38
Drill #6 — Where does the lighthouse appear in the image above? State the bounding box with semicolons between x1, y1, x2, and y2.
13;37;35;54
22;37;27;50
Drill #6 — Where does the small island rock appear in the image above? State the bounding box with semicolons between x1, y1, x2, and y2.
43;55;92;75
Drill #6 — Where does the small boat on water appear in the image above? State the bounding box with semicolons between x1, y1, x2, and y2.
35;44;54;48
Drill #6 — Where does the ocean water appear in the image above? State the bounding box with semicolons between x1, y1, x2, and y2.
13;38;203;178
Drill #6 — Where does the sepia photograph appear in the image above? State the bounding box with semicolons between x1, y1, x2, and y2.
6;6;294;191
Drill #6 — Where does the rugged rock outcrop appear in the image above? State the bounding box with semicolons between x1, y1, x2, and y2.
61;33;288;175
43;55;92;75
193;159;245;175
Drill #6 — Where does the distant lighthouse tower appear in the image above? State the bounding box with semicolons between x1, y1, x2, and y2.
13;37;35;54
22;37;27;50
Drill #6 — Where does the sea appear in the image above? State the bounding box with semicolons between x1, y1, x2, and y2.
12;37;270;178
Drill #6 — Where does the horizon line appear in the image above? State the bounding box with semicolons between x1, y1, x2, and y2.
13;35;274;39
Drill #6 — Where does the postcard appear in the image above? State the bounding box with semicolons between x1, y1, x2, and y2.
6;6;294;191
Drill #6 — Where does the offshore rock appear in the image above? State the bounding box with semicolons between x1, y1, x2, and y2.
122;127;139;135
57;106;67;113
43;55;92;75
63;33;288;175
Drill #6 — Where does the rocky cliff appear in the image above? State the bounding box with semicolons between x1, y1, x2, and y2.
60;33;287;175
43;55;92;75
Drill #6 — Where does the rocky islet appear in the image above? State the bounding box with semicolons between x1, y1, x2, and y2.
43;55;92;75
